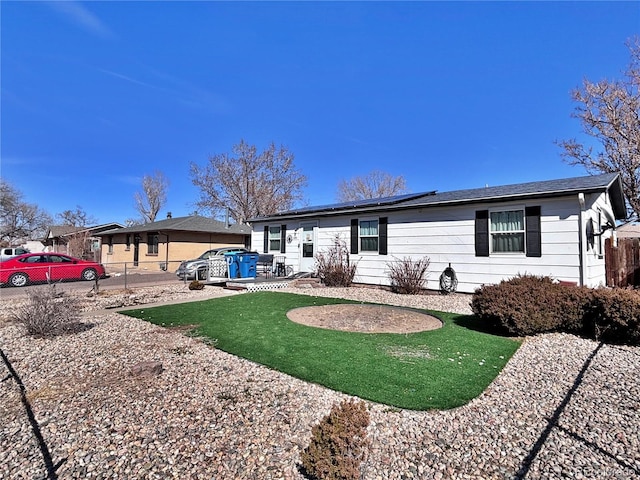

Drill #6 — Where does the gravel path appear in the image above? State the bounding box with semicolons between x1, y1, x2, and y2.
1;284;638;479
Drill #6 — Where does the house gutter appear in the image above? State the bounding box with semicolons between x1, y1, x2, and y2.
578;193;587;287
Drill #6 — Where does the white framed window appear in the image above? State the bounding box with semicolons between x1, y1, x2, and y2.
269;226;281;252
490;209;525;253
359;219;379;252
302;225;314;258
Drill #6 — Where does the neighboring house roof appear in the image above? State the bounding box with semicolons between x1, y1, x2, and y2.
47;225;84;238
44;222;125;241
249;173;627;222
616;222;640;238
94;215;252;236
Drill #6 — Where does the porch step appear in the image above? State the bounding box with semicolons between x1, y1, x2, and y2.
225;280;290;292
223;284;247;291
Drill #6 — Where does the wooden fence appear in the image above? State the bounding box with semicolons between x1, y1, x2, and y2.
605;237;640;287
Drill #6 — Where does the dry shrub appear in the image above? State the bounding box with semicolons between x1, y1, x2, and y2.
10;284;82;337
315;236;357;287
387;256;430;294
301;399;370;480
188;280;205;290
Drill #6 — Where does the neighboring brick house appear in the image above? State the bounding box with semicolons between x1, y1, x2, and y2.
43;223;124;261
94;214;251;272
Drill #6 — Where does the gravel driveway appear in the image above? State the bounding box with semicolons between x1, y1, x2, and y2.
1;284;638;479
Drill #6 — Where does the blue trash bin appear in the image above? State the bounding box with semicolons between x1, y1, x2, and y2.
224;252;240;278
238;253;259;278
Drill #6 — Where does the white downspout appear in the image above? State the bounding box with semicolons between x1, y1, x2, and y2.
578;193;587;287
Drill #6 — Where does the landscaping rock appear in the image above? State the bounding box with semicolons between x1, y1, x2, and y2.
0;284;637;479
130;360;163;377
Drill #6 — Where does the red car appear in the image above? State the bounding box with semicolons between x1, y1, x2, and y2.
0;253;106;287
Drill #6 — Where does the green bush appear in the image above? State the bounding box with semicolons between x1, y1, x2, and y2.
584;288;640;345
387;256;430;294
471;275;588;336
300;399;370;480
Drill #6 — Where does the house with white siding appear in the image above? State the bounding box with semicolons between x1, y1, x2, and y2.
248;173;627;293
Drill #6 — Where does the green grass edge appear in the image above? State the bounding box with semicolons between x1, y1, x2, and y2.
121;291;521;411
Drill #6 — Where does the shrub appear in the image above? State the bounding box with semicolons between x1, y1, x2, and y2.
300;399;370;480
315;236;357;287
188;280;205;290
387;256;430;294
471;274;588;336
584;288;640;345
472;275;640;345
10;284;81;337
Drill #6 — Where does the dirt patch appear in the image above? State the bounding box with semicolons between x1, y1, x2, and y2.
286;304;442;333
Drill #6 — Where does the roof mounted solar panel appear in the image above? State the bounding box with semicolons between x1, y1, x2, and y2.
273;191;436;216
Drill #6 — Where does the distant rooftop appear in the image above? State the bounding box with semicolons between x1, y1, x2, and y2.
617;222;640;238
94;215;251;236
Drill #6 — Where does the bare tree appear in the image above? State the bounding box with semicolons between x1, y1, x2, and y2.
56;206;97;227
557;37;640;218
336;170;408;202
65;230;91;258
55;206;97;259
124;218;144;227
0;180;52;246
190;139;307;223
134;171;169;223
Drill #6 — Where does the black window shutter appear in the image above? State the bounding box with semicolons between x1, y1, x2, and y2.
475;210;489;257
350;219;359;254
280;224;286;253
263;226;269;253
525;206;542;257
379;217;388;255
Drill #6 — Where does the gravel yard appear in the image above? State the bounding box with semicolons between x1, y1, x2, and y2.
1;283;639;479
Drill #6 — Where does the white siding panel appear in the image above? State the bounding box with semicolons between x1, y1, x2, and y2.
251;229;264;253
250;193;594;293
368;198;583;292
582;192;612;287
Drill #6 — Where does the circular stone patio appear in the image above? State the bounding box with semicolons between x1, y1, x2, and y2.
286;304;442;334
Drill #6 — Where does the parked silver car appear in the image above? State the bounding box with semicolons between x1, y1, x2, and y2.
176;247;251;280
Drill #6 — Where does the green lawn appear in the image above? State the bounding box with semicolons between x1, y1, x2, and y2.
122;291;520;410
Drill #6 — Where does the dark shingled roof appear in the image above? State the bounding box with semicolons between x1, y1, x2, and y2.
250;173;627;221
45;222;125;240
47;225;84;238
94;216;251;236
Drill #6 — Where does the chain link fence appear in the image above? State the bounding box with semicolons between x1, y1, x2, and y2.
2;255;293;293
102;260;194;290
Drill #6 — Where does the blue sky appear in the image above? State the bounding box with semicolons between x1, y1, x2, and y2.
2;1;638;225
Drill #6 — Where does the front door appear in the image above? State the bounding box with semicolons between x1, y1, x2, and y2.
299;223;317;272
